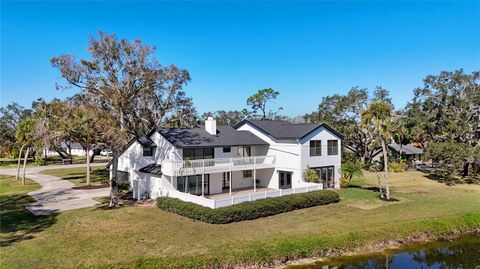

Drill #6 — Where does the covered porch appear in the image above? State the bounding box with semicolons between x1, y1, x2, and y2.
165;177;323;209
173;167;275;198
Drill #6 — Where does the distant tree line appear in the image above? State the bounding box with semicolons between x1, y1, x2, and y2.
1;30;478;202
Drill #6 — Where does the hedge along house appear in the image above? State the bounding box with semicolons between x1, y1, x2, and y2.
109;117;343;208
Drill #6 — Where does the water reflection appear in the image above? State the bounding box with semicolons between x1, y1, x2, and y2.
288;235;480;269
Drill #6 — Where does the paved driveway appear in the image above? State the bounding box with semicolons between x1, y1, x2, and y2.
0;163;110;216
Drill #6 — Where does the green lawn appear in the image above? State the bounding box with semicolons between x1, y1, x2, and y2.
1;171;479;268
40;167;109;187
0;156;111;168
0;175;57;248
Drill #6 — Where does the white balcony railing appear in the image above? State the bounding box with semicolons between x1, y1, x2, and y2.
161;155;276;176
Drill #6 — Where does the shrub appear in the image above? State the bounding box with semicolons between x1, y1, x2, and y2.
157;190;340;224
339;176;349;188
118;180;131;192
340;162;363;187
388;161;406;173
303;168;319;183
35;158;47;166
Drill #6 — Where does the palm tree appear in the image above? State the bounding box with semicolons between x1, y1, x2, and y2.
392;119;412;159
361;101;393;200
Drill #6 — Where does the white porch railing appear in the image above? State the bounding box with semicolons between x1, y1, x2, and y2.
161;183;323;209
213;184;323;208
161;155;276;176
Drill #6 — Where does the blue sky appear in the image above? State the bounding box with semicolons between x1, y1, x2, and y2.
1;1;479;116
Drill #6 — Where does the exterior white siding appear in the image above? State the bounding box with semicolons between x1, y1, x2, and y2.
214;146;237;158
237;123;302;188
111;120;341;204
114;131;177;195
299;126;342;188
237;122;342;189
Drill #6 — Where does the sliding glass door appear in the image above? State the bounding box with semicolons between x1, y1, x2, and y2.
314;166;335;189
177;174;210;195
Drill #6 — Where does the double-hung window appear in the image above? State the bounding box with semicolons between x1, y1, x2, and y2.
327;140;338;155
143;146;155;156
310;140;321;156
243;170;253;178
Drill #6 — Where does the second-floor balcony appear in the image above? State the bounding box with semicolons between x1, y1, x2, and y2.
161;155;276;177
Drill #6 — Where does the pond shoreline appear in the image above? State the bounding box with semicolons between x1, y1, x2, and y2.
275;229;480;268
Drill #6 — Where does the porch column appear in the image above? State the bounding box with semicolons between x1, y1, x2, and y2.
201;173;205;197
253;157;256;192
253;169;256;192
201;160;205;197
229;159;232;196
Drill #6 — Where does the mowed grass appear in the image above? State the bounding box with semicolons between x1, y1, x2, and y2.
40;166;109;187
0;156;111;168
1;171;480;268
0;175;57;247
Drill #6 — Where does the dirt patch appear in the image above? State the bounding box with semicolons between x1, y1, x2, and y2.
347;203;383;210
379;196;399;202
72;184;109;190
395;188;429;194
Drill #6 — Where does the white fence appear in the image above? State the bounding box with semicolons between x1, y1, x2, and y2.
212;184;323;209
162;183;323;209
163;188;216;208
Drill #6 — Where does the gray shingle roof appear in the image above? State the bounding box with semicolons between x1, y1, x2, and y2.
138;137;156;147
235;119;344;140
156;125;268;148
389;143;423;155
138;164;163;175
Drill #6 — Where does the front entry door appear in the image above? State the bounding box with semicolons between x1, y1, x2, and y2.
279;171;292;189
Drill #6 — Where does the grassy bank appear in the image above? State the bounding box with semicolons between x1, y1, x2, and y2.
40;167;109;187
1;171;479;268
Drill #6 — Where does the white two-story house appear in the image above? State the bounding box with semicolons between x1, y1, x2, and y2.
110;117;343;208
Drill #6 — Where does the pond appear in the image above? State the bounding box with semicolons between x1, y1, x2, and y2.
287;234;480;269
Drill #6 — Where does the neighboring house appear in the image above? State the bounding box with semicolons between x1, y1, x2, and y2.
44;142;92;158
110;117;343;208
371;143;424;163
44;142;110;158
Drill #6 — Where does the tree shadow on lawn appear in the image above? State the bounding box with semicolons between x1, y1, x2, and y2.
345;185;400;202
424;172;480;186
0;194;57;247
347;184;381;192
63;169;109;185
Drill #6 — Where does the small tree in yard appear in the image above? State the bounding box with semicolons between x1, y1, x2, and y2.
341;162;363;187
51;31;192;207
15;117;36;185
361;101;393;200
303;169;320;183
69;102;104;186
